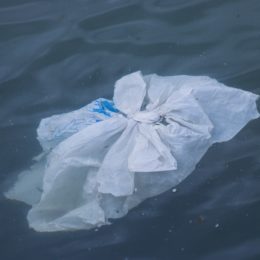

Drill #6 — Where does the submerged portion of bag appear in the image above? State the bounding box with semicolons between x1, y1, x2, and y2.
5;71;259;232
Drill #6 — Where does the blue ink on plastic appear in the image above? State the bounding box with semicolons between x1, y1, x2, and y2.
101;100;119;113
92;99;119;117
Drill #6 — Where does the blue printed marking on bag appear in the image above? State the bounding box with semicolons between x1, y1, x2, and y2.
92;99;119;117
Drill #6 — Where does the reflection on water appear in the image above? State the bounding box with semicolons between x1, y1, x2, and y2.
0;0;260;259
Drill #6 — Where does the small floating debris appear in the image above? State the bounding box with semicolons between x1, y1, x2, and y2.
197;215;206;224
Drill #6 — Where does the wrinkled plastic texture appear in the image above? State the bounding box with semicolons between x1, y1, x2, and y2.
5;71;259;232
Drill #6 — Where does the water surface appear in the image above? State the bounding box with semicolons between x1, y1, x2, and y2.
1;0;260;259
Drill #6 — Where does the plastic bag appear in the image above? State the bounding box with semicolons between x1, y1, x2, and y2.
5;71;259;231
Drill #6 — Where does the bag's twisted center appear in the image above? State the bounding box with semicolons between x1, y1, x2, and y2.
128;110;161;124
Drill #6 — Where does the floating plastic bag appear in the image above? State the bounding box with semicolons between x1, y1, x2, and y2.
5;71;259;232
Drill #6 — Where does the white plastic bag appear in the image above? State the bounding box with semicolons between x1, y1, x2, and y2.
5;71;259;231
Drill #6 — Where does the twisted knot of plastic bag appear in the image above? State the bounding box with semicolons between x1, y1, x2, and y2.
127;110;161;124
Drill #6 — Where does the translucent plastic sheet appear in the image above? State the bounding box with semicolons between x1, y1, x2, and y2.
5;71;259;232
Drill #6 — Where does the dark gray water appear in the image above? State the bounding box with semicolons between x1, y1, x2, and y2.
1;0;260;259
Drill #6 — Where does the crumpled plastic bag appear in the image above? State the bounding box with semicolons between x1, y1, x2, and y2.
5;71;259;232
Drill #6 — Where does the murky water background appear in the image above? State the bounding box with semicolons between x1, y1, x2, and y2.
1;0;260;259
